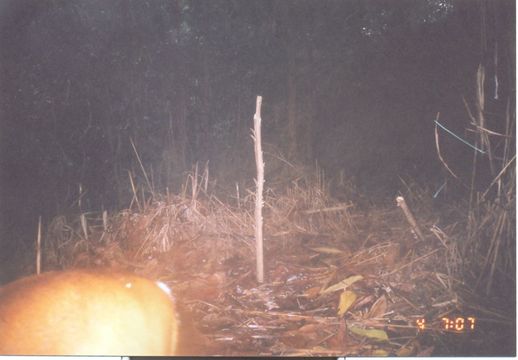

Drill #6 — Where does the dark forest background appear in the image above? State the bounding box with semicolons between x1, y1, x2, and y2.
0;0;514;256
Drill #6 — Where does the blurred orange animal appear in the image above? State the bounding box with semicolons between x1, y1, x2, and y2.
0;270;178;355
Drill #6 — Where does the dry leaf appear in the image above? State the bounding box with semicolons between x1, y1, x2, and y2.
337;290;357;316
298;323;318;333
371;349;389;356
321;275;363;294
354;294;374;308
396;344;415;356
349;325;389;342
383;243;400;267
417;345;434;356
303;286;321;299
309;247;344;255
368;295;387;319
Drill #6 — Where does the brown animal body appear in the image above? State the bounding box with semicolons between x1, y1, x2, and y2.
0;270;178;355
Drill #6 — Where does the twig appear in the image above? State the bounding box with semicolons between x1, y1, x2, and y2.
434;113;460;179
396;196;425;241
252;95;265;283
381;249;440;277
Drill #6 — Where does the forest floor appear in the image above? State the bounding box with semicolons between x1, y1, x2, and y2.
7;179;515;356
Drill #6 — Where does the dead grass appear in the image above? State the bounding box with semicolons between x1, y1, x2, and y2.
37;167;514;356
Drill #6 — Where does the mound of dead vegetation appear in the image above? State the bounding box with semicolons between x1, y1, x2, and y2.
37;169;514;356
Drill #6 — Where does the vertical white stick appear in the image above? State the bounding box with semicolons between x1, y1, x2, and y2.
253;96;264;283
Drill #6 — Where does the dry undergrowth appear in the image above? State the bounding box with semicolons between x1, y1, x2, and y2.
41;172;513;356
